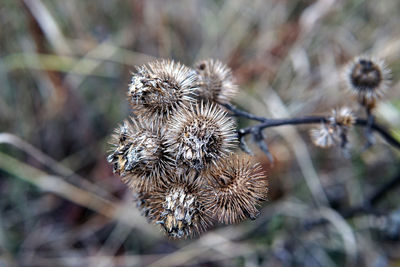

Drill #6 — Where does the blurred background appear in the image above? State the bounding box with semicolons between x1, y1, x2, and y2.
1;0;400;266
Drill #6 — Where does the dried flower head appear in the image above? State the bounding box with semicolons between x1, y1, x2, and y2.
165;102;237;170
108;57;271;239
310;124;339;148
329;107;356;127
135;173;212;239
128;59;198;122
194;59;238;104
107;118;171;191
204;154;268;224
344;56;391;107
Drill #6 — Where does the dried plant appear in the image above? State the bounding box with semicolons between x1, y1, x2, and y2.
109;55;399;240
134;172;212;239
107;118;172;191
4;1;400;265
165;102;237;170
309;106;356;148
194;59;238;104
109;59;267;239
203;154;268;224
343;56;391;109
310;124;340;148
329;107;356;127
128;59;198;123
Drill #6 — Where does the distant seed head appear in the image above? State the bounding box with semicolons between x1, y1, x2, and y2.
107;118;171;191
128;60;198;122
203;154;268;224
165;103;237;170
194;59;238;104
310;124;339;148
136;174;212;239
329;107;355;127
344;56;391;107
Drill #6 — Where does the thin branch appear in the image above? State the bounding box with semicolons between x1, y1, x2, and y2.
222;103;267;122
305;169;400;229
252;129;273;162
238;116;328;135
0;133;116;201
224;104;400;150
356;119;400;150
224;104;400;231
363;106;375;149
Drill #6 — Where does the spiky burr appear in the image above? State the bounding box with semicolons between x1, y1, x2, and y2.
329;107;355;127
203;154;268;224
343;56;391;108
128;59;198;123
194;59;238;104
134;172;212;239
165;102;237;171
107;118;172;191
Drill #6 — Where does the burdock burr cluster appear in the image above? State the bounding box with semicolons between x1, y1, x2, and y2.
107;59;268;239
310;56;391;149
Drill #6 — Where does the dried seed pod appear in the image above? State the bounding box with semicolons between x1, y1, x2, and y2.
165;102;237;170
128;59;198;122
329;107;356;127
203;154;268;224
343;56;391;108
194;59;238;104
136;173;212;239
107;118;171;191
310;124;339;148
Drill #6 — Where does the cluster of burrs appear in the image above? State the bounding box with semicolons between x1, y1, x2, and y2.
310;56;391;149
107;59;268;239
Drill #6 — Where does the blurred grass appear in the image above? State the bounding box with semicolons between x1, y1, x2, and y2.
1;0;400;266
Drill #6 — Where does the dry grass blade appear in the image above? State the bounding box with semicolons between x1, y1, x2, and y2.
259;90;329;206
23;0;72;55
0;133;116;201
0;151;156;237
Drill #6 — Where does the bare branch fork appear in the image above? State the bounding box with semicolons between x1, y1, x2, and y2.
223;103;400;154
223;103;400;228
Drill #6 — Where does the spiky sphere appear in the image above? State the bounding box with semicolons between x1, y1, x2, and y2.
344;56;391;107
165;103;237;170
329;107;355;127
107;118;171;191
194;59;238;104
128;59;198;122
135;173;212;239
203;154;268;224
310;124;339;148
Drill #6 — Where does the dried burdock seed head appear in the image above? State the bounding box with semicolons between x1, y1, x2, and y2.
310;124;339;148
344;56;391;108
137;173;212;239
194;59;238;104
329;107;355;127
204;154;268;224
165;102;237;170
128;59;198;122
107;118;171;191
